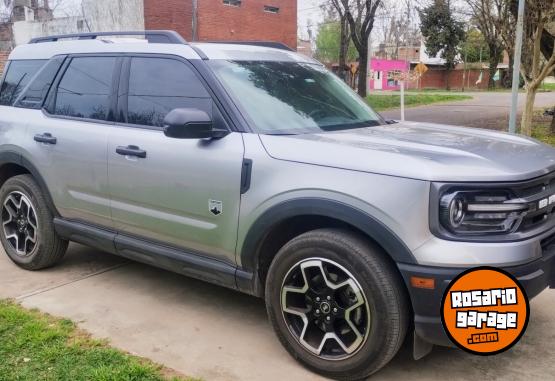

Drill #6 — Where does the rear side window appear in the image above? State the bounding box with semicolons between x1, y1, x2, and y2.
15;56;65;109
52;57;116;120
126;57;211;127
0;60;46;106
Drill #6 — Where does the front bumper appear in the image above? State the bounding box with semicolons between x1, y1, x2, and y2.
397;246;555;347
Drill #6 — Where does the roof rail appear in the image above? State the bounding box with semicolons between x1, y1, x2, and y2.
29;30;187;45
203;41;294;52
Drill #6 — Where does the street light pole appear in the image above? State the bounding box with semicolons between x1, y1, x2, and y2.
508;0;525;134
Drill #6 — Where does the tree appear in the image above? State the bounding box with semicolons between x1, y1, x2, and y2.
462;28;490;63
517;0;555;136
322;2;353;79
331;0;383;97
378;0;421;60
419;0;466;89
315;22;358;64
467;0;505;88
493;0;516;87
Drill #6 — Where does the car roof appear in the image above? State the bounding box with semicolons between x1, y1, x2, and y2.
9;39;319;64
191;43;319;63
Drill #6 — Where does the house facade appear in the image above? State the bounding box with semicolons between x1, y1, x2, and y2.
144;0;297;49
369;59;410;91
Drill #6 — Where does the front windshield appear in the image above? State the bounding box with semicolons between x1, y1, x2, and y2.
208;60;382;135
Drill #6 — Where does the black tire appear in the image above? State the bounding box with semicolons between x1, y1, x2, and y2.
0;174;68;270
265;228;409;380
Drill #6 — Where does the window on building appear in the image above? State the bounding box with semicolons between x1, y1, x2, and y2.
52;57;116;120
125;57;211;128
0;60;46;106
223;0;241;7
264;5;280;14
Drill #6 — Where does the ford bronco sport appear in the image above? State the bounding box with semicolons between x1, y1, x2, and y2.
0;31;554;380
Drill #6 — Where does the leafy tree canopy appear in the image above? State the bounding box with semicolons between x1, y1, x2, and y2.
462;28;490;63
315;21;358;64
419;0;466;70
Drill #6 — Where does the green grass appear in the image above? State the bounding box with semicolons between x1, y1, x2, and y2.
366;93;472;111
540;82;555;91
0;300;196;381
531;110;555;146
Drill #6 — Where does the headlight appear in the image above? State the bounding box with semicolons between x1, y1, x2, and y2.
438;190;530;235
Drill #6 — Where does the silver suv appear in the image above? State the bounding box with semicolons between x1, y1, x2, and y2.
0;31;554;379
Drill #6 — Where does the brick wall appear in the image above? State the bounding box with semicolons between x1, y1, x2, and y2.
0;51;10;76
144;0;194;40
143;0;297;49
197;0;297;49
416;68;491;90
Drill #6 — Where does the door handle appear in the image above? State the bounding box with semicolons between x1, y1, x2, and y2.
116;145;147;158
34;132;57;145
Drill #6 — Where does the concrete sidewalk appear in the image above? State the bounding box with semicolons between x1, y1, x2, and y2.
1;244;554;380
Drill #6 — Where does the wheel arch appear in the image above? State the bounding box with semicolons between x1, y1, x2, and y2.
237;198;417;296
0;151;59;217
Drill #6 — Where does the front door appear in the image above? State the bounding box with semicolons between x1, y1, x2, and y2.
107;56;244;264
374;71;383;90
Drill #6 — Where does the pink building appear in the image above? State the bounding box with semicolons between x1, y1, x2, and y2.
369;59;409;91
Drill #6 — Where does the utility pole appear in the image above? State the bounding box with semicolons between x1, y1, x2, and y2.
509;0;525;134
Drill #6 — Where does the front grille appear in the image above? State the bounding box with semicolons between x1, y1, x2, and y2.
513;171;555;233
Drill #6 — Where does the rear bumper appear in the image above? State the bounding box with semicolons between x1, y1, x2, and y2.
397;247;555;347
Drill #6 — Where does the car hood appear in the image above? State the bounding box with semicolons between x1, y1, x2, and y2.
259;121;555;182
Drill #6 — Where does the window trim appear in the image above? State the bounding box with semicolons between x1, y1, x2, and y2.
264;5;280;14
223;0;242;7
43;53;123;125
114;53;233;133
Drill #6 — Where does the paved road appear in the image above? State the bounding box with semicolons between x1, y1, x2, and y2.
1;244;554;381
381;91;555;129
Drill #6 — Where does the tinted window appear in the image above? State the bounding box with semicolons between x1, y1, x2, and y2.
0;60;46;106
53;57;116;120
15;56;65;109
126;58;210;127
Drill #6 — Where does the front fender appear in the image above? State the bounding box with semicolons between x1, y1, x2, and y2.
239;197;418;273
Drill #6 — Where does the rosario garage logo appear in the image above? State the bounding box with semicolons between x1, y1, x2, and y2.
441;267;530;355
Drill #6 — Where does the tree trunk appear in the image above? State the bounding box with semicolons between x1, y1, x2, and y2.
520;86;537;136
504;54;514;88
487;55;500;90
357;42;369;97
445;68;451;91
338;17;349;81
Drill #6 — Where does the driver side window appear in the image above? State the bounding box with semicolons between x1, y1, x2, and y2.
124;57;212;127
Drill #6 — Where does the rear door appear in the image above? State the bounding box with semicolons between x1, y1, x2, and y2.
107;56;244;264
21;55;121;228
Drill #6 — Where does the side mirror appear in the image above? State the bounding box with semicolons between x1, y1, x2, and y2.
163;108;229;139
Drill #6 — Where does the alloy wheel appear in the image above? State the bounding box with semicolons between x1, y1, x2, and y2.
280;258;371;360
2;191;39;257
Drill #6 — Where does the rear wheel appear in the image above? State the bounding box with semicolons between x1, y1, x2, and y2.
265;228;409;380
0;175;68;270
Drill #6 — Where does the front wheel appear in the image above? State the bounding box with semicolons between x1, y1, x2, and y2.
265;228;409;380
0;175;68;270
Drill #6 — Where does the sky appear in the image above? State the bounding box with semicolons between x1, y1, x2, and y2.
298;0;325;41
